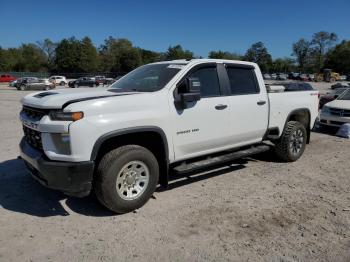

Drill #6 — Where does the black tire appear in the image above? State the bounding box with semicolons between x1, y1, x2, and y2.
60;81;65;86
274;121;307;162
94;145;159;213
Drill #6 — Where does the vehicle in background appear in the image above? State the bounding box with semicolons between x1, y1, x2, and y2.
0;74;17;83
9;79;18;87
288;72;300;80
339;75;347;81
95;76;115;86
18;78;55;91
263;73;271;80
319;88;350;109
49;76;68;86
320;89;350;127
270;73;277;80
331;82;349;90
68;77;99;88
277;73;287;80
19;59;319;213
276;82;314;92
315;69;340;82
299;74;309;81
308;74;315;81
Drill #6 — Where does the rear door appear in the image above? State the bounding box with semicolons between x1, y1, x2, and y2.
224;64;268;146
170;63;232;160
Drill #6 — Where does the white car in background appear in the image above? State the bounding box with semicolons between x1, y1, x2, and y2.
49;76;68;86
320;89;350;127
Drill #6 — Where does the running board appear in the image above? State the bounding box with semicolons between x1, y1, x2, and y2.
172;144;271;175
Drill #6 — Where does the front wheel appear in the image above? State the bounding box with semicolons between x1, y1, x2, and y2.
274;121;307;162
94;145;159;213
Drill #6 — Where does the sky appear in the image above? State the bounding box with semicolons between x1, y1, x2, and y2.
1;0;350;58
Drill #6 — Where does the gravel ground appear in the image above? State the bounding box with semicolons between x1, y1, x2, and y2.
0;82;350;262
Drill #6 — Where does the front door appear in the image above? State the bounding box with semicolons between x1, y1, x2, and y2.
170;64;231;161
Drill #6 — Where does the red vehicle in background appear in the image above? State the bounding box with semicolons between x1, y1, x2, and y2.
0;74;17;83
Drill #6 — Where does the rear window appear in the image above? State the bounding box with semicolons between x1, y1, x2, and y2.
226;67;259;95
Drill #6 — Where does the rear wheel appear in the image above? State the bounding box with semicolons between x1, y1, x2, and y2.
60;81;65;86
274;121;307;162
94;145;159;213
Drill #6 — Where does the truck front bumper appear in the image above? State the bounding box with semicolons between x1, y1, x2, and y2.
20;138;94;197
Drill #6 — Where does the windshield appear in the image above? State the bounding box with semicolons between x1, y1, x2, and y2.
109;63;184;92
338;89;350;100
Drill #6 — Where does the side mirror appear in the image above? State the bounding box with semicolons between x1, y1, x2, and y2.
174;77;201;108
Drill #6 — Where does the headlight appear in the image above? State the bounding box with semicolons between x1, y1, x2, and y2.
322;106;330;114
50;111;84;121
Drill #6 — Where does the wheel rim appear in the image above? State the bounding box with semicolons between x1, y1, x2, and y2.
289;129;304;156
116;161;150;201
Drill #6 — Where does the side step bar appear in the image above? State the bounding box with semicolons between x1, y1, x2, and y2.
172;144;271;175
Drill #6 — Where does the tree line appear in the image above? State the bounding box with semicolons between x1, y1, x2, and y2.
0;31;349;75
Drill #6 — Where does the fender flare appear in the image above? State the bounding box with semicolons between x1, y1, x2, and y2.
90;126;169;161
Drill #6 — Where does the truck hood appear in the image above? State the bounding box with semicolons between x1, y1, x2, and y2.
21;88;139;109
326;99;350;110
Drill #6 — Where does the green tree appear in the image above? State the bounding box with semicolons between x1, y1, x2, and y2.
165;45;193;60
55;37;98;72
292;38;310;72
310;31;337;72
36;38;57;69
19;44;47;71
325;40;350;74
139;48;162;64
244;42;272;72
272;58;296;73
99;37;142;72
208;50;242;60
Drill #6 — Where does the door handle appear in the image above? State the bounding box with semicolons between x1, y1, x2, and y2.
257;100;266;105
215;104;228;110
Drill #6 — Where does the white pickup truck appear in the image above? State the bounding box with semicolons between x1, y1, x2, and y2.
19;59;319;213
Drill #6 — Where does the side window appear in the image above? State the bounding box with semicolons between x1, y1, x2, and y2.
188;67;221;97
226;67;259;95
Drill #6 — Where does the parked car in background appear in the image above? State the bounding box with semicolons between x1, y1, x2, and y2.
339;75;347;81
299;74;309;81
277;73;287;80
320;89;350;127
288;72;300;80
270;73;277;80
9;80;18;87
308;74;315;81
68;77;99;88
95;76;115;86
319;87;350;109
49;76;68;86
18;78;54;91
263;73;271;80
331;82;349;89
0;74;17;83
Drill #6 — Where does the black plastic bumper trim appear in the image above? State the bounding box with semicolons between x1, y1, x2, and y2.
20;138;94;197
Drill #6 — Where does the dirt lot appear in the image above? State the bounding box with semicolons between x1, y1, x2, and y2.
0;83;350;262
